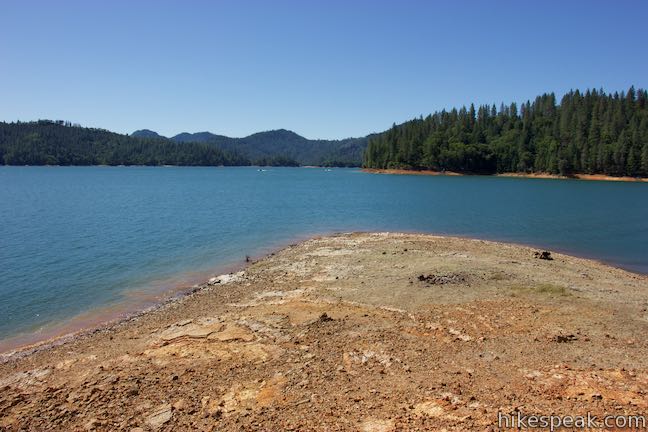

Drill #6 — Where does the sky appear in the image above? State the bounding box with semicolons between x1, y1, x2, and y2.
2;0;647;139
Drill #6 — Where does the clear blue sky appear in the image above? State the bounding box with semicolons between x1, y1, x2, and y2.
2;0;647;139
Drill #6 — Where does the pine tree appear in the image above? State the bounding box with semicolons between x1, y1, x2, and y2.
362;87;647;177
641;141;648;176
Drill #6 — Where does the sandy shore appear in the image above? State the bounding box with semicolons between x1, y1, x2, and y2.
497;172;648;182
362;168;463;176
1;232;648;431
363;168;648;182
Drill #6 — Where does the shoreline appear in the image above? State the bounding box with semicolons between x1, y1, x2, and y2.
0;266;241;359
393;228;648;276
0;274;226;361
0;165;358;169
2;231;646;361
0;265;262;363
362;168;648;182
3;232;648;430
0;230;333;359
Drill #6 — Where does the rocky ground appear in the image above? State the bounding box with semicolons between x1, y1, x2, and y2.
1;232;647;431
363;168;648;182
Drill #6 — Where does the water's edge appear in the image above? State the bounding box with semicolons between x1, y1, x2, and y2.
2;230;645;360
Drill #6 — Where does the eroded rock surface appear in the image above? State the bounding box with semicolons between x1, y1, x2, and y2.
1;233;647;431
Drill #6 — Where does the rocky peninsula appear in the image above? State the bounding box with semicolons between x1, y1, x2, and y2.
1;233;647;431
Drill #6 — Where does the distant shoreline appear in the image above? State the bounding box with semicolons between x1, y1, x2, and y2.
0;165;358;169
362;168;648;182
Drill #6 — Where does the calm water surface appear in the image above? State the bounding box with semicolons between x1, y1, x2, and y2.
1;166;647;346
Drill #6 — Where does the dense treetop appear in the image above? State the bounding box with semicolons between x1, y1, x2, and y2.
363;87;648;177
0;121;363;167
0;121;251;166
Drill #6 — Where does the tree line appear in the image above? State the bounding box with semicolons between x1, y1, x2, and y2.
0;120;251;166
363;87;648;177
0;121;362;167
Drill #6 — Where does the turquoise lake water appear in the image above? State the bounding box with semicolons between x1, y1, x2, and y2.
1;166;647;346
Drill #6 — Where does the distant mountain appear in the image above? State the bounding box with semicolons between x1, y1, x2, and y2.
168;128;369;166
172;132;229;144
131;129;166;139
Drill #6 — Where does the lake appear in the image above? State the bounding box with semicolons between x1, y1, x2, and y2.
1;166;647;348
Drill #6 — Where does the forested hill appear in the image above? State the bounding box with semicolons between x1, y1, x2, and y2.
0;121;250;166
363;87;648;177
0;121;367;167
135;129;369;167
